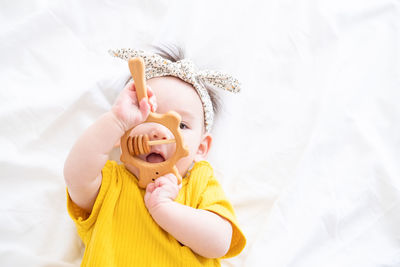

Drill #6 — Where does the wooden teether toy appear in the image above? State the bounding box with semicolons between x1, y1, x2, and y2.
120;57;189;188
127;134;176;156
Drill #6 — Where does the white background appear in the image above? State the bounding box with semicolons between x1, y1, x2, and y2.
0;0;399;266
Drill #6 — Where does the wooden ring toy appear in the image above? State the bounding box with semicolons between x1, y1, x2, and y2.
120;57;189;188
127;135;175;156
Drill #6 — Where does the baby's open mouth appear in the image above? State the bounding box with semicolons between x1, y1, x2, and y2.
146;152;165;163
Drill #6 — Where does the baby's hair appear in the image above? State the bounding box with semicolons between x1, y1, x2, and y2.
150;43;222;119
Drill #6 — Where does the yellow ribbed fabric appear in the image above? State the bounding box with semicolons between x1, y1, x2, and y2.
67;160;246;267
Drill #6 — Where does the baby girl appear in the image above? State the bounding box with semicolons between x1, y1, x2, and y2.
64;45;246;266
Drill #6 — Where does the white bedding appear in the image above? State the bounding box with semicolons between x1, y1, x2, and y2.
1;0;399;266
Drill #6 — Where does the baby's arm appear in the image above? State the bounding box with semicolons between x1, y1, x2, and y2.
144;174;233;258
64;82;155;212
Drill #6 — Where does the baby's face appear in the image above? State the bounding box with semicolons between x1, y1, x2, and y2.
125;76;212;177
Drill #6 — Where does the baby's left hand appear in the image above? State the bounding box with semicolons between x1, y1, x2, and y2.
144;174;180;214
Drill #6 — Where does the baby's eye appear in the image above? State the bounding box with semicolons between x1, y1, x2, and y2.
179;122;189;130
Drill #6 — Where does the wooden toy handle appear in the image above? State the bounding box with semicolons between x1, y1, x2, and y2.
148;139;176;146
129;57;147;103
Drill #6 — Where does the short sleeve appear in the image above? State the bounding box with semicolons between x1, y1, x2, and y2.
195;163;246;258
66;160;115;244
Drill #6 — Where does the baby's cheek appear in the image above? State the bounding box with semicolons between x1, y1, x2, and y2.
176;157;193;177
174;133;200;174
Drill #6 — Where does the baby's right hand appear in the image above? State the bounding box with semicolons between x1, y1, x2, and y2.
111;81;157;132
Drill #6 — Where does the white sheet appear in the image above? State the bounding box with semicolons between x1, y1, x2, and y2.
1;0;399;266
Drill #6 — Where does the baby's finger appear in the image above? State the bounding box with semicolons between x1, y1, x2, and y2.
154;177;168;188
155;174;177;188
147;86;157;112
127;81;136;91
149;96;157;112
147;85;154;96
154;178;161;188
138;98;151;119
157;179;180;200
146;182;156;193
163;173;178;184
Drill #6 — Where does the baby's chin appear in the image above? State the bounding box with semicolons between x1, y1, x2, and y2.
124;163;139;177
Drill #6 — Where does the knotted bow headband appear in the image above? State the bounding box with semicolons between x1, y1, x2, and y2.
109;48;241;132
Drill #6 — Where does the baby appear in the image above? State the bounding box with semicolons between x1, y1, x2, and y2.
64;46;246;266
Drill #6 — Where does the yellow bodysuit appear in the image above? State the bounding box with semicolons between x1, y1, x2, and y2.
67;160;246;266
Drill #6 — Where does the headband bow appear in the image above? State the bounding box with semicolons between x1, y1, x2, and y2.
109;48;241;132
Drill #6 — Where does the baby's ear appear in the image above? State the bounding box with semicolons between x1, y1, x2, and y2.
194;133;212;162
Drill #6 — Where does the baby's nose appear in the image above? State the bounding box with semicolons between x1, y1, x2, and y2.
150;125;172;140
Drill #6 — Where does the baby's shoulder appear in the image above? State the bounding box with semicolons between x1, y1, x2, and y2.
184;161;215;189
102;160;136;183
188;160;214;178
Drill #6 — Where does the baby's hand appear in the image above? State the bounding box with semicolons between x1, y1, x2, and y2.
111;81;157;132
144;174;180;214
